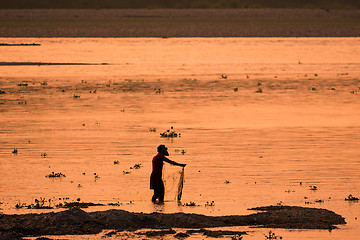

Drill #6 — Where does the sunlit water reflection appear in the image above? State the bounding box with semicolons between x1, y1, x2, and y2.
0;37;360;239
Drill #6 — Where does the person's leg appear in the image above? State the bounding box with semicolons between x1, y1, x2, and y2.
152;188;159;202
158;181;165;203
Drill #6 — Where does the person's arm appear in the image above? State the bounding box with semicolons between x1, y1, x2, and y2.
164;157;186;167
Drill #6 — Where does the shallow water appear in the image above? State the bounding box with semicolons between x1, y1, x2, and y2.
0;37;360;239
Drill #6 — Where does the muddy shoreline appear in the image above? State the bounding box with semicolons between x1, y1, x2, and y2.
0;205;346;239
0;9;359;37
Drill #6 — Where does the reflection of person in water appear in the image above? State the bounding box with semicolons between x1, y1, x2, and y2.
150;145;186;203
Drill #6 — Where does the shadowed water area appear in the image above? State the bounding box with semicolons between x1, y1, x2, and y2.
0;38;359;239
0;9;359;37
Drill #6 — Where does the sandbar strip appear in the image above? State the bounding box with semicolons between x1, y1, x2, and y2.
0;205;346;239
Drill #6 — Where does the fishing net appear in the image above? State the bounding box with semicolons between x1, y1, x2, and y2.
177;167;185;202
162;165;185;202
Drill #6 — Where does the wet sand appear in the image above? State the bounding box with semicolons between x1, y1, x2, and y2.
0;9;359;37
0;205;346;239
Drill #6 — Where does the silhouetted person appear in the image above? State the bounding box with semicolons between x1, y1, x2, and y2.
150;145;186;203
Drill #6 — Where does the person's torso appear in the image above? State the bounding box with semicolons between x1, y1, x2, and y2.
152;154;164;178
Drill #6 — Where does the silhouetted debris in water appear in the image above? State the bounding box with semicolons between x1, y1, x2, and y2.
0;89;5;94
137;229;176;237
175;149;186;155
231;235;243;240
45;172;66;178
130;163;142;169
15;198;53;209
205;201;215;206
183;201;197;206
345;194;359;201
94;173;100;180
0;62;108;66
12;148;18;155
160;126;181;138
0;43;40;46
56;202;104;208
264;230;282;239
186;229;246;237
256;88;263;93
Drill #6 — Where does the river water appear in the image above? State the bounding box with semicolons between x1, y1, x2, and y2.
0;37;360;239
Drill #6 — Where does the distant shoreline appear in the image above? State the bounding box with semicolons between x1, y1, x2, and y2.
0;9;359;37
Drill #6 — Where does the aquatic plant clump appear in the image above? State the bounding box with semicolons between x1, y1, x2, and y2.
205;201;215;206
183;201;196;206
45;172;66;178
345;194;359;201
264;230;282;239
15;198;53;209
130;163;142;169
160;126;181;138
56;201;104;209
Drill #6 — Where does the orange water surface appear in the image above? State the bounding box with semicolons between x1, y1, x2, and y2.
0;37;360;239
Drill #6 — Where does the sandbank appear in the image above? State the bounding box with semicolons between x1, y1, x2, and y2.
0;205;346;239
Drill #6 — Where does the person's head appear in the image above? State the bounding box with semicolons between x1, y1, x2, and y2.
157;144;169;156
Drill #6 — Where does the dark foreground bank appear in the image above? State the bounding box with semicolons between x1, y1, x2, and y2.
0;9;359;37
0;205;346;239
